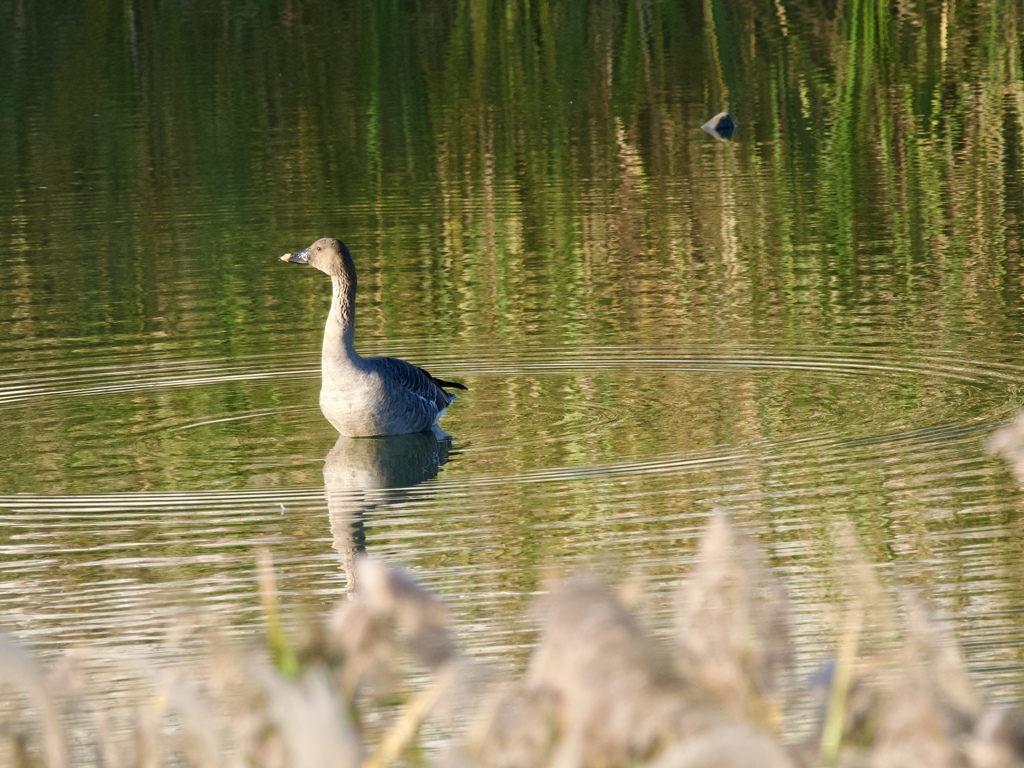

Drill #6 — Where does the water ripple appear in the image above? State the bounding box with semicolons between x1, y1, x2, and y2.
0;341;1022;699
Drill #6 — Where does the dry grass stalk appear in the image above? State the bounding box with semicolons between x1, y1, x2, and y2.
327;556;459;700
819;596;864;763
0;634;67;768
458;682;560;768
675;511;791;728
527;573;698;767
0;514;1020;768
989;415;1024;484
257;548;300;678
646;724;796;768
364;661;460;768
867;592;979;768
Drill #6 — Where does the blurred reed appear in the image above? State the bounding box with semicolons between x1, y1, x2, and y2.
0;511;1022;768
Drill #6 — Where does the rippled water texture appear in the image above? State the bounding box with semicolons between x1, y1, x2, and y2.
3;0;1024;707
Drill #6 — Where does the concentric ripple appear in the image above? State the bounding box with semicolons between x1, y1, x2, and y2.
1;341;1023;701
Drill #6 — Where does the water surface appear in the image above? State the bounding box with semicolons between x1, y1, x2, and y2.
2;0;1024;709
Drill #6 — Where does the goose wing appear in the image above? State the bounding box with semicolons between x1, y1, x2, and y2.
372;357;466;414
415;366;467;392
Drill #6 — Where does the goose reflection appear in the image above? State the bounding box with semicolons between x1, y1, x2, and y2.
323;427;453;593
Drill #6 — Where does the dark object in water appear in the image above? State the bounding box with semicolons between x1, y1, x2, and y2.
701;112;736;141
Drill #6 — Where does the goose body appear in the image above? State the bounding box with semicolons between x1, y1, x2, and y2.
280;238;465;437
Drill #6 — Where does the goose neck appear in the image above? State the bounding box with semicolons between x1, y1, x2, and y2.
324;274;358;361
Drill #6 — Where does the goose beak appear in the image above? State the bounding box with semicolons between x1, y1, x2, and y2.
280;247;310;264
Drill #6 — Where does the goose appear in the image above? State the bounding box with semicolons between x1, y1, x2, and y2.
280;238;466;436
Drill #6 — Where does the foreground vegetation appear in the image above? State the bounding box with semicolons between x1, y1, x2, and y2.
1;509;1022;768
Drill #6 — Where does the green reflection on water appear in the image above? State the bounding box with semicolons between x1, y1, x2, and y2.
1;0;1022;350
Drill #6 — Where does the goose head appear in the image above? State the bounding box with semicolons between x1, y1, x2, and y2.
280;237;356;282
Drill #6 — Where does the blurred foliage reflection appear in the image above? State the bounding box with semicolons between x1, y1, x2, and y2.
1;0;1022;353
